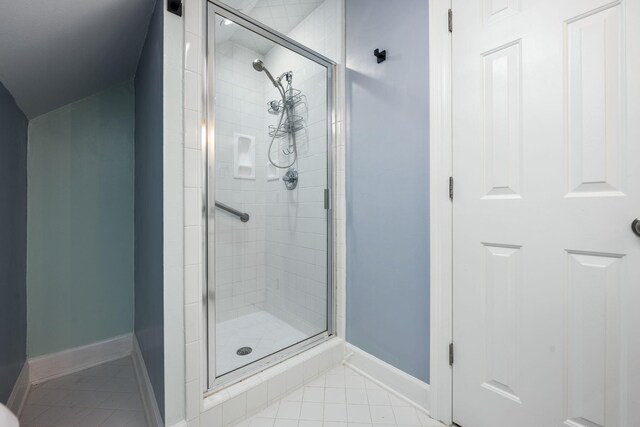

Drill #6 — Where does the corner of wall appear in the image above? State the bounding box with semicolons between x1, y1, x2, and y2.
134;0;167;420
163;0;187;423
0;80;28;405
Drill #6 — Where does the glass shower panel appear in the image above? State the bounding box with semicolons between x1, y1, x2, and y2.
209;11;329;381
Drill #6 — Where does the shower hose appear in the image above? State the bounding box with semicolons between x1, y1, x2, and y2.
267;82;298;169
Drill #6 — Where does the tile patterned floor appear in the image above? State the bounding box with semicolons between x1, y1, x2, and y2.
19;356;148;427
236;365;445;427
216;311;307;375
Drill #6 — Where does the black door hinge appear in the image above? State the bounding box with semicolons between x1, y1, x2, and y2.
449;177;454;200
168;0;183;16
324;189;330;210
448;9;453;32
449;342;454;366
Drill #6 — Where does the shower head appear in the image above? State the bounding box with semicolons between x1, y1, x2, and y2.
252;59;281;90
252;59;265;72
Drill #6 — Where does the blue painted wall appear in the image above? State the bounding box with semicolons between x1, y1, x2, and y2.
134;0;164;419
345;0;431;382
0;82;28;403
27;82;135;357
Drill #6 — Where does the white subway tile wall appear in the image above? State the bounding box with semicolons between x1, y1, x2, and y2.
214;40;269;323
262;40;329;335
183;0;206;425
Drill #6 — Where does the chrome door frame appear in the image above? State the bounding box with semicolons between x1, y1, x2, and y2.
204;0;336;391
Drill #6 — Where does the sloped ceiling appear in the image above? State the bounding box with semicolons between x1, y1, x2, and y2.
0;0;156;118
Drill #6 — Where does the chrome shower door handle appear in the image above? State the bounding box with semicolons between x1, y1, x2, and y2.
632;219;640;237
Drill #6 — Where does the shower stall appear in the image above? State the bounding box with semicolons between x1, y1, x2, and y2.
205;1;335;389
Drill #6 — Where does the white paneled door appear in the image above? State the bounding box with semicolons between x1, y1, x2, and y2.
452;0;640;426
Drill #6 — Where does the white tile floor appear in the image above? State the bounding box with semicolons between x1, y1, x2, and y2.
236;365;445;427
216;311;307;375
19;356;148;427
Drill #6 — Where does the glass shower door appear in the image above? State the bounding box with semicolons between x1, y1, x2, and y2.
207;3;333;387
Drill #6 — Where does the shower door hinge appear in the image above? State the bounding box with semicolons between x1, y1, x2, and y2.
324;189;330;210
448;9;453;32
449;342;454;366
449;177;454;200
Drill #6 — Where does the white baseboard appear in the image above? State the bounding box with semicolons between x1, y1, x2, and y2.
343;343;431;414
6;362;30;417
28;333;133;384
132;335;164;427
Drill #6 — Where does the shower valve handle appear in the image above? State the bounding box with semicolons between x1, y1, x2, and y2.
282;173;297;183
282;169;298;190
632;218;640;237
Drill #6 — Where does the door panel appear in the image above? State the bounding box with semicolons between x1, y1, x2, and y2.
566;4;623;197
452;0;640;426
566;250;623;427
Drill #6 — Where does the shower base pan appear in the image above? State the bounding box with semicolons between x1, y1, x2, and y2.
215;310;307;376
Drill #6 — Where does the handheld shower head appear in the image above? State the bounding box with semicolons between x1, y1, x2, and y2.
252;59;265;72
252;59;280;90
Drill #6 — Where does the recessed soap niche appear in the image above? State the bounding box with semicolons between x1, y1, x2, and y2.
233;133;255;180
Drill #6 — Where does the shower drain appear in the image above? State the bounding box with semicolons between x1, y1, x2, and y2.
236;347;253;356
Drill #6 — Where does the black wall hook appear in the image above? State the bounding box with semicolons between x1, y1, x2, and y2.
374;48;386;63
168;0;183;16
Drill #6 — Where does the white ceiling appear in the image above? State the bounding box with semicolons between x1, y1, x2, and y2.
0;0;156;118
217;0;325;54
